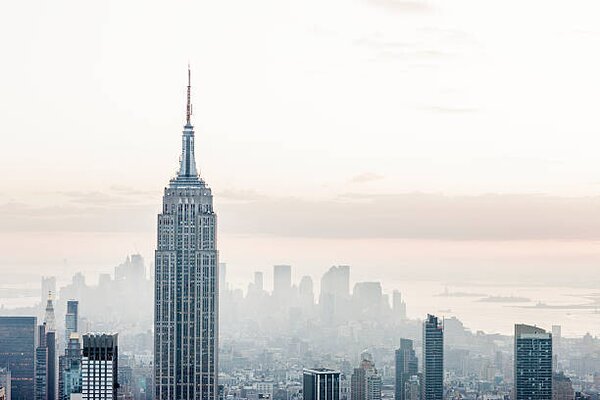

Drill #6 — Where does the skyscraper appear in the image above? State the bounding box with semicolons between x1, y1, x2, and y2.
65;300;79;346
44;296;57;400
59;334;82;400
154;68;219;400
82;333;118;400
303;368;340;400
422;314;444;400
273;265;292;298
0;316;36;400
350;352;381;400
395;339;418;400
35;324;48;400
514;324;552;400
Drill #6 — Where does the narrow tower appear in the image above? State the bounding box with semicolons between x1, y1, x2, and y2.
154;67;219;400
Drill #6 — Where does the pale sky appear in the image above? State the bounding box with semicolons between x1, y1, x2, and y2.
2;0;600;288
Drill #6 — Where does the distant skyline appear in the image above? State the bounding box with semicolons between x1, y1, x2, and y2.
3;0;600;287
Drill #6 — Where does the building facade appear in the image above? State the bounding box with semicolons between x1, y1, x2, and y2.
0;316;36;400
303;368;340;400
59;333;82;400
423;314;444;400
350;352;381;400
395;339;418;400
514;324;552;400
82;333;118;400
154;68;219;400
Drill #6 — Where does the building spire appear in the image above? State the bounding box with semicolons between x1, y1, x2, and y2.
171;65;201;186
186;64;192;126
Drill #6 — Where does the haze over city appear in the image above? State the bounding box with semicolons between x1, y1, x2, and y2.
2;1;600;399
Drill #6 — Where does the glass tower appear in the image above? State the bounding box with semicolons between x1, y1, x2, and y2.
154;68;219;400
422;314;444;400
395;339;418;400
514;324;552;400
0;316;36;400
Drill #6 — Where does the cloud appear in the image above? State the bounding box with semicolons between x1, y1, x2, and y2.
5;191;600;241
218;192;600;240
349;172;384;184
365;0;433;13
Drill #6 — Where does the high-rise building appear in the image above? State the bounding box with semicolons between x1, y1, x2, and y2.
0;368;10;400
82;333;118;400
35;324;48;400
303;368;340;400
114;254;146;282
350;352;381;400
154;68;219;400
0;316;36;400
514;324;552;400
422;314;444;400
59;334;82;400
254;272;264;292
395;339;418;400
273;265;292;298
319;266;350;323
553;372;574;400
65;300;79;346
43;296;58;400
392;291;407;321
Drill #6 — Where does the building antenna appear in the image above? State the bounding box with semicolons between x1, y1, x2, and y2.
186;64;192;125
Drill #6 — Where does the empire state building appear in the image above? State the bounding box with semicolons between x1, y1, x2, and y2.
155;68;219;400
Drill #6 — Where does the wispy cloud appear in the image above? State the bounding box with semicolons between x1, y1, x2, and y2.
349;172;384;184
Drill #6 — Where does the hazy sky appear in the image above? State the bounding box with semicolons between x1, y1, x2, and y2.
2;0;600;288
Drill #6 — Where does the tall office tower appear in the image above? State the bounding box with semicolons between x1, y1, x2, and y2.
352;282;383;319
552;325;562;372
395;339;418;400
0;317;36;400
254;272;264;292
65;300;79;345
154;68;219;400
319;266;350;323
273;265;292;297
303;368;340;400
350;352;381;400
59;334;82;400
0;368;10;400
514;324;552;400
44;297;57;400
392;291;407;321
298;276;315;308
422;314;444;400
115;254;146;282
36;324;48;400
81;333;118;400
